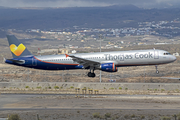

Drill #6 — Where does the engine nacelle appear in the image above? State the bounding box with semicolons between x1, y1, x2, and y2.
100;63;118;72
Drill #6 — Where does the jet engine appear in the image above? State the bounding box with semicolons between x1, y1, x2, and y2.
100;63;118;72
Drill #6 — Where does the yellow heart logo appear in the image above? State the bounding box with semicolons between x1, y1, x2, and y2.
10;44;26;56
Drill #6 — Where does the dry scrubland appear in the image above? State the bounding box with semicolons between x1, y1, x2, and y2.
1;109;180;120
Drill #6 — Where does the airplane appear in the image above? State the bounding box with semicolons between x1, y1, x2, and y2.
5;35;176;77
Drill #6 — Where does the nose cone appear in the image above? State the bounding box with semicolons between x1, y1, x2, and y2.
171;55;176;62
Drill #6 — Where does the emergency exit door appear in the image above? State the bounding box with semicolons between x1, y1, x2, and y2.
32;58;37;66
154;50;159;59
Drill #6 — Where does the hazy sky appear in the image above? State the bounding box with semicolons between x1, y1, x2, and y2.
0;0;180;8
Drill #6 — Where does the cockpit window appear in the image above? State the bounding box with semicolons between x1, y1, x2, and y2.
163;53;171;55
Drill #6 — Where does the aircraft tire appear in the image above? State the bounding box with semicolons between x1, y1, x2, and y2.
92;73;96;77
88;72;92;77
87;72;96;77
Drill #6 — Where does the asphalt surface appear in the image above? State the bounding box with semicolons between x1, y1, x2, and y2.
1;93;180;110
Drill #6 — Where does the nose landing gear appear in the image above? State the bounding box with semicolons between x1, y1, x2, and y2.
155;65;159;74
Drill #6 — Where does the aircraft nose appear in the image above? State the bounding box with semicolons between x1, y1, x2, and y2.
171;55;176;61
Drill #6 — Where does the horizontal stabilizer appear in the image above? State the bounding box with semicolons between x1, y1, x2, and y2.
6;59;25;64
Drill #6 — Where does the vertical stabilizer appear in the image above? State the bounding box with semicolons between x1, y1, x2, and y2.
6;35;33;58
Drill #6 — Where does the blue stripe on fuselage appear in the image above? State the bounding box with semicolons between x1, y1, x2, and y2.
5;56;83;70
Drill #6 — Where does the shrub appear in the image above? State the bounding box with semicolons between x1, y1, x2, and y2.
104;113;111;118
131;114;135;118
176;113;180;120
36;86;42;89
8;114;21;120
176;89;179;92
125;88;128;90
124;115;130;119
161;89;165;92
25;86;29;89
54;86;59;89
70;86;74;89
48;86;51;89
161;116;171;120
141;115;145;119
119;87;122;90
93;113;100;118
109;87;114;90
111;117;115;120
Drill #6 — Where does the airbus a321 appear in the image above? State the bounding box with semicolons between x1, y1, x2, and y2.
5;35;176;77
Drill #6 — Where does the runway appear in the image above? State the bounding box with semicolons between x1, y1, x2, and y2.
1;93;180;110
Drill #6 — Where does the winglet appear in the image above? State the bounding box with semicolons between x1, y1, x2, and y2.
65;54;69;58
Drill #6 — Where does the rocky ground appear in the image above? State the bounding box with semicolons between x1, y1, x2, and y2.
1;109;180;120
1;94;180;120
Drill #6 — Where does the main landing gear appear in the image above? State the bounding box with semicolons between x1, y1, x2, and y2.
155;65;159;74
88;68;96;77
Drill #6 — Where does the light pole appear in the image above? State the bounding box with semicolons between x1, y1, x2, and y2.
99;34;103;83
100;39;101;83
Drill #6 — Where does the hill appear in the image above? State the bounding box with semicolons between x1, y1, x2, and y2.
0;5;180;29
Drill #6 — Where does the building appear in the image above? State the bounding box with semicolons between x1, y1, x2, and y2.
173;52;179;56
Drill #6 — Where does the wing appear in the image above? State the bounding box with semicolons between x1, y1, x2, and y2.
65;54;100;69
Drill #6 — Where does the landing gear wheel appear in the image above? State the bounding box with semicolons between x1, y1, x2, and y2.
87;72;96;77
88;72;92;77
91;73;96;77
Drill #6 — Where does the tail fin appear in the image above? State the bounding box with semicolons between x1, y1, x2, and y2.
6;35;33;58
